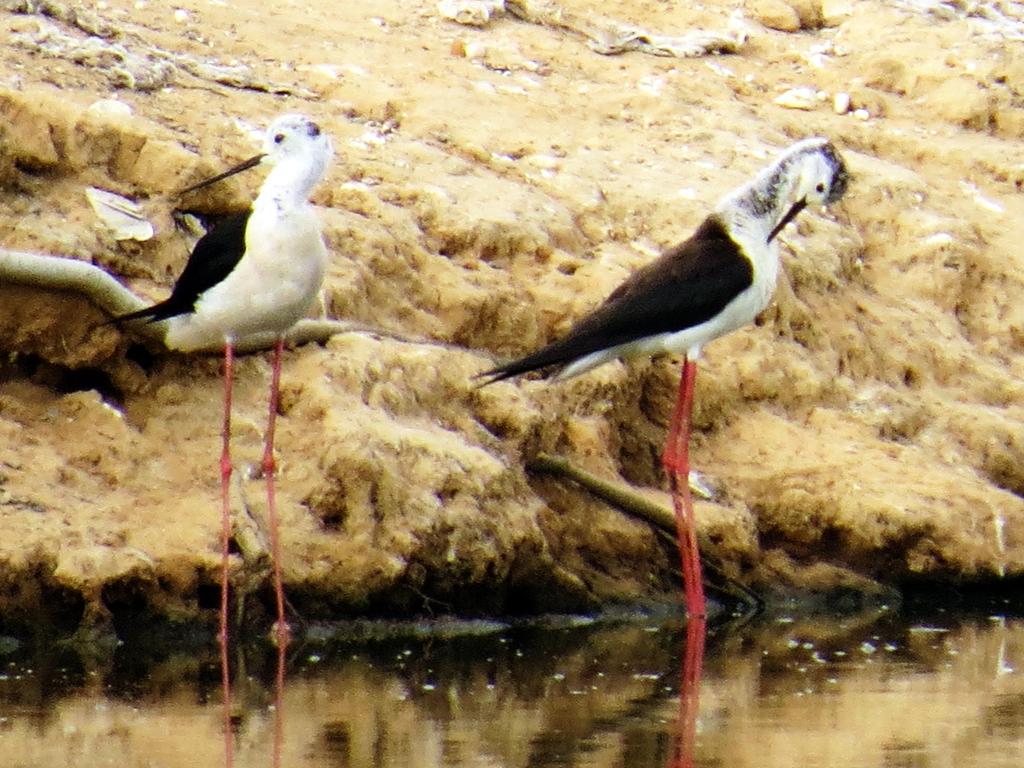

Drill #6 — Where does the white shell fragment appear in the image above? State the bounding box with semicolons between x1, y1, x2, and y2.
774;87;819;110
85;187;154;241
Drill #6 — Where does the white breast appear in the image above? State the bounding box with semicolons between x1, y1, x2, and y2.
165;207;328;352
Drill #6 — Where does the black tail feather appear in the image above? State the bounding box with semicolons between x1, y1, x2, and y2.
474;365;522;387
109;306;160;325
475;350;567;387
100;298;185;328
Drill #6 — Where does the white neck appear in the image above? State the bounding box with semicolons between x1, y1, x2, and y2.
254;154;327;213
714;153;805;246
707;149;813;308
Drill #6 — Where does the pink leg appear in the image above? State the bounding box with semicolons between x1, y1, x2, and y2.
660;357;706;619
671;616;707;768
267;339;291;766
271;630;287;768
264;337;290;647
220;341;235;768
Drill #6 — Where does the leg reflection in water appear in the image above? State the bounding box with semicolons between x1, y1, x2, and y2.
272;638;287;768
670;617;707;768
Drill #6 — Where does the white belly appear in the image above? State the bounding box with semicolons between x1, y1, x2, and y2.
165;208;328;352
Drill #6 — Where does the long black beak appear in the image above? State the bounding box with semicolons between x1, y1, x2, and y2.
768;198;808;243
177;153;266;196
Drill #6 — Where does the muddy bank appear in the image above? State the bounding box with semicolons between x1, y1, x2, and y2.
2;0;1024;638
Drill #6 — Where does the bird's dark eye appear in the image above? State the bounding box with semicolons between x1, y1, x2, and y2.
815;182;825;193
274;133;285;144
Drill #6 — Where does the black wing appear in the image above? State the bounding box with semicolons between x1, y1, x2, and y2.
114;210;252;323
479;215;752;383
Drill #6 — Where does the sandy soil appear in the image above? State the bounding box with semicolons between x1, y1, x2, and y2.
1;0;1024;637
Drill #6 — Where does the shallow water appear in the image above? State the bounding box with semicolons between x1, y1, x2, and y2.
2;607;1024;768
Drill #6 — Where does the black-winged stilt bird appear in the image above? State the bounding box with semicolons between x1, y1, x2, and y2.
114;114;333;654
478;137;849;618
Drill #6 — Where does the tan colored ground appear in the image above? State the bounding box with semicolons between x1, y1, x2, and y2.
1;0;1024;635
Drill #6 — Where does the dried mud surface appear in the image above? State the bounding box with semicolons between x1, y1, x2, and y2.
2;0;1024;637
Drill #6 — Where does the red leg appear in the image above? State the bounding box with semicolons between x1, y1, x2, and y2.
220;341;235;768
271;628;287;768
660;357;706;619
264;337;290;647
671;616;707;768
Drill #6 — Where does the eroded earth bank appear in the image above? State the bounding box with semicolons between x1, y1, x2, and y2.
2;0;1024;641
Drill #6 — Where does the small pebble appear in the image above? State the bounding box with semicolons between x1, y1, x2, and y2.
853;108;870;121
774;86;818;110
751;0;801;32
821;0;854;26
173;8;189;23
833;92;851;114
438;0;502;26
86;98;133;118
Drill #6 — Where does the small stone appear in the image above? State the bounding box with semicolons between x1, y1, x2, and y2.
821;0;854;26
789;0;824;28
853;108;870;121
86;98;133;119
750;0;801;32
774;86;819;110
453;40;489;59
833;92;851;114
438;0;503;26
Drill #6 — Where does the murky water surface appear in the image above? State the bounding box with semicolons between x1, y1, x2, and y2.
3;608;1024;767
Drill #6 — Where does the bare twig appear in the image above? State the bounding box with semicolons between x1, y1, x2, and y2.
526;451;762;611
